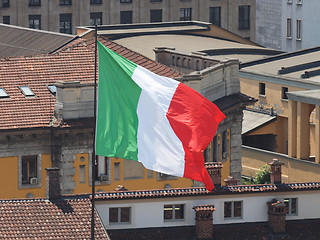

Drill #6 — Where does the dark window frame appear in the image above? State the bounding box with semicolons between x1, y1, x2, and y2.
209;7;221;27
2;16;10;24
60;0;72;5
109;207;131;223
29;0;41;7
284;198;298;215
164;204;185;221
238;5;250;30
180;8;192;21
120;0;132;3
224;201;242;219
95;156;108;181
60;13;72;34
2;0;10;8
120;11;133;24
281;87;288;100
90;0;102;4
90;12;102;26
259;83;266;96
29;15;41;30
150;9;162;23
22;155;37;185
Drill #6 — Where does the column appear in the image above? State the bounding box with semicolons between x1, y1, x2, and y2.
315;105;320;163
288;100;297;158
297;102;310;160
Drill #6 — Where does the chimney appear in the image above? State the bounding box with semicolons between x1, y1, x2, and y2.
267;199;287;233
205;162;223;187
224;176;239;186
268;159;284;184
193;205;215;239
45;167;61;200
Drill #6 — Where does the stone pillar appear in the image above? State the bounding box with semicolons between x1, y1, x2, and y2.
268;159;284;184
267;199;287;233
224;176;239;186
205;162;223;187
288;100;297;158
315;105;320;163
45;167;61;200
193;205;215;239
297;102;310;160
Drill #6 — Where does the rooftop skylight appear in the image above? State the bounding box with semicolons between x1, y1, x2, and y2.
47;85;56;95
0;87;9;98
19;86;35;97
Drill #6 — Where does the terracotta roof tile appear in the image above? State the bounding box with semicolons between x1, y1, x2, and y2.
0;37;181;131
94;182;320;201
0;197;108;239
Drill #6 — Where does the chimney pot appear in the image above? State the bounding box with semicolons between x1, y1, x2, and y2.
268;159;284;184
194;205;215;239
205;162;223;187
224;176;239;186
267;199;287;233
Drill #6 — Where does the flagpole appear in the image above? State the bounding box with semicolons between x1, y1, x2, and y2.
91;25;98;240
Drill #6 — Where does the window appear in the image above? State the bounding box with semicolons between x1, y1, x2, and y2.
109;207;131;223
114;162;120;180
282;87;288;100
22;156;37;184
120;0;132;3
284;198;297;215
150;0;162;2
47;85;56;95
29;15;41;30
287;18;292;38
296;0;302;4
224;201;242;219
19;86;35;97
60;0;72;5
95;156;108;181
60;14;72;34
296;19;301;40
3;0;9;7
79;165;86;183
0;87;9;98
209;7;221;27
90;0;101;4
29;0;41;6
164;204;184;221
259;83;265;96
120;11;132;24
239;5;250;29
90;12;102;26
150;9;162;23
180;8;192;21
3;16;10;24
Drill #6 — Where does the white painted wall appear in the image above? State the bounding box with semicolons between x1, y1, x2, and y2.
95;190;320;230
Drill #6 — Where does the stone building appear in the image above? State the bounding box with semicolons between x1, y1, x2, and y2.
0;0;256;40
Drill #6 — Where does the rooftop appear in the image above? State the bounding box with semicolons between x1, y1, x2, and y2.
0;23;77;58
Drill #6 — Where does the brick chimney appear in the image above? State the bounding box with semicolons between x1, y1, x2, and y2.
193;205;215;239
205;162;223;187
45;167;61;200
224;176;239;186
268;159;284;184
267;199;287;233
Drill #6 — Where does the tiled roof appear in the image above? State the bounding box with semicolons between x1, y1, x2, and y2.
107;219;320;240
0;197;109;239
94;182;320;201
0;36;181;131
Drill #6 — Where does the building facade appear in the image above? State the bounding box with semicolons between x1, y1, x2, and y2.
0;0;256;40
256;0;320;52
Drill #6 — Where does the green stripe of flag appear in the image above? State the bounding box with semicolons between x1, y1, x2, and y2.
96;41;141;161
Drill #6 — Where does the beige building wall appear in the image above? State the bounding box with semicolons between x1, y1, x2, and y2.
0;0;256;40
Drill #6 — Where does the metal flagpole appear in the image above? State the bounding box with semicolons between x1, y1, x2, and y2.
91;25;98;240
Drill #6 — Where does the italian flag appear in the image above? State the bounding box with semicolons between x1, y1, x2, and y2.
96;41;225;191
